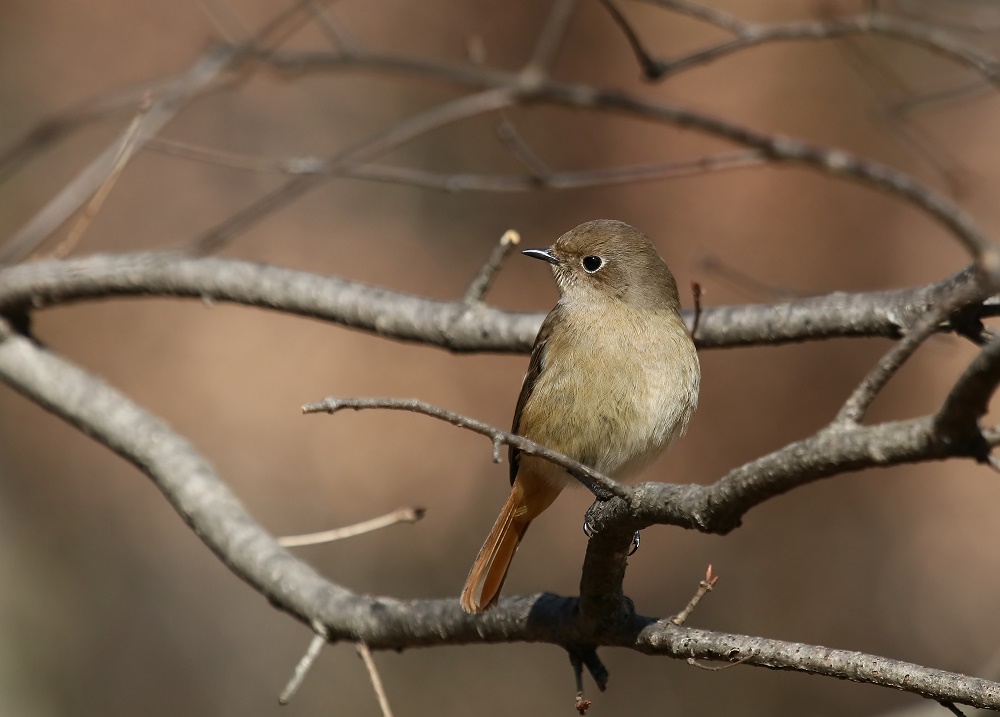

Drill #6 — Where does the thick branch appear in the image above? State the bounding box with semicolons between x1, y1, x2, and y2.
0;254;990;352
0;322;998;709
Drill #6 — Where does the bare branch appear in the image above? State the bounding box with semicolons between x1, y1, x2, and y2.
617;9;1000;84
1;321;999;708
670;565;718;626
302;397;631;501
495;118;552;181
935;337;1000;443
524;0;580;76
461;229;520;305
305;0;358;53
53;96;155;260
836;274;991;425
279;621;329;705
264;50;997;267
641;0;749;36
5;3;1000;711
625;415;995;537
356;643;395;717
147;136;764;190
939;700;968;717
278;507;426;548
188;87;518;255
198;0;251;44
0;46;237;265
0;254;991;354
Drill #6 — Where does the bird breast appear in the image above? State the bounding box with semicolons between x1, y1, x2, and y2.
517;304;699;484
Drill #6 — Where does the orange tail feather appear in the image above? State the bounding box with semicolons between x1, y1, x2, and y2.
460;479;560;613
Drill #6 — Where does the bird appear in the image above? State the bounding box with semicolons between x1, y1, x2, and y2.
459;219;700;613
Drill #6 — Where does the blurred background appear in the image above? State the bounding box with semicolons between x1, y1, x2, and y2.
2;0;1000;715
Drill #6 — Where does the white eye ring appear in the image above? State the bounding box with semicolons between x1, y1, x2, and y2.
582;255;603;273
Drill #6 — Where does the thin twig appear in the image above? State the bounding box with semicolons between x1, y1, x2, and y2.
52;96;155;260
934;336;1000;443
598;0;667;79
278;507;426;547
671;564;718;626
939;701;967;717
265;48;997;268
0;46;237;265
188;86;518;255
524;0;580;76
686;654;753;671
305;0;357;53
697;254;802;300
832;29;968;196
462;230;520;304
356;643;394;717
3;323;1000;708
617;10;1000;83
689;281;703;339
198;0;250;43
302;397;632;501
147;136;764;190
496;118;551;181
836;278;988;425
889;81;991;119
642;0;749;36
279;621;329;704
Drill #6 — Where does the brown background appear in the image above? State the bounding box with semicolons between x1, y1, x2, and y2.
2;0;1000;715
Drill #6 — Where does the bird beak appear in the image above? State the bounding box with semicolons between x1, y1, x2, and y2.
522;248;560;265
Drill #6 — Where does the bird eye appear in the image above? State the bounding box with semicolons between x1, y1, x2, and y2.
582;256;603;273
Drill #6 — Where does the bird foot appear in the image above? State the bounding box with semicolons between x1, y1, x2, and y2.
582;517;640;555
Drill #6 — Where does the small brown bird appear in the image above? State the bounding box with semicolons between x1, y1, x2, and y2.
460;219;700;613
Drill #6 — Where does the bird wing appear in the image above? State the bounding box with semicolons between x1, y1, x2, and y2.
509;305;563;484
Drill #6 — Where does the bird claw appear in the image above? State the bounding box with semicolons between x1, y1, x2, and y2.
582;520;641;556
628;530;640;556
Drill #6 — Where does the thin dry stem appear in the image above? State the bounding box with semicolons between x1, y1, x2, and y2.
278;507;426;547
525;0;579;75
146;136;764;190
52;96;154;260
0;47;236;265
462;229;521;304
302;396;632;501
197;0;250;43
357;643;395;717
496;117;551;181
686;654;753;671
188;87;518;255
671;565;718;626
279;621;329;705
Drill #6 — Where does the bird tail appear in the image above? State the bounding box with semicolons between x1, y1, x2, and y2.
460;479;559;613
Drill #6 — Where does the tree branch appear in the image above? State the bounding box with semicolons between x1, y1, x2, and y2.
263;48;997;268
0;254;993;353
0;46;238;265
836;270;992;425
1;319;998;709
302;396;631;501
